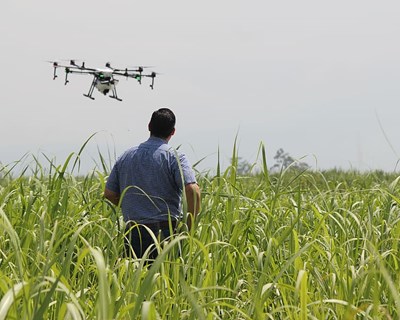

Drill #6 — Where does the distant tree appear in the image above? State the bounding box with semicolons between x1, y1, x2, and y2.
237;157;252;175
230;157;252;176
271;148;310;171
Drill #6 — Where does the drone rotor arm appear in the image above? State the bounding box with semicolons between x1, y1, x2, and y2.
112;71;129;77
80;67;97;72
113;71;143;83
66;69;96;75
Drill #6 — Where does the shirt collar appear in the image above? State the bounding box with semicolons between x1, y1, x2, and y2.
148;136;168;144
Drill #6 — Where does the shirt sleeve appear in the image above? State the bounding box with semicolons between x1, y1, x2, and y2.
106;163;121;194
177;153;197;186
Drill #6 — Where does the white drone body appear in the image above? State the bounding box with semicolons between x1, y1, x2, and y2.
95;77;119;96
91;68;119;97
51;60;156;101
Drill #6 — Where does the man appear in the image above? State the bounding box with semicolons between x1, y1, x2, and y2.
104;108;201;259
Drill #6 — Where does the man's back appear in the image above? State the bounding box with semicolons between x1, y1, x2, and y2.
106;136;196;223
104;108;200;259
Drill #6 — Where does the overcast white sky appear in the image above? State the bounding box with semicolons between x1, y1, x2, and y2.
1;1;400;174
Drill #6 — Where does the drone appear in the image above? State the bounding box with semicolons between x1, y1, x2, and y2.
50;60;157;101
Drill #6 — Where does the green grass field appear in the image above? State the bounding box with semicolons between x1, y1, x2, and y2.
1;146;400;319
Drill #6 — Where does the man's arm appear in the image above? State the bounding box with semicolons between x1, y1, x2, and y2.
104;188;121;206
185;183;201;229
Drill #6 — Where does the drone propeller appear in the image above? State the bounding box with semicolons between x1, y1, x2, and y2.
144;71;160;77
46;60;61;67
53;59;84;68
137;66;154;72
69;60;88;69
129;65;154;69
57;59;79;66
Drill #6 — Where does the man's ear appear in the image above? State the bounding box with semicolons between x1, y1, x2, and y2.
171;128;176;136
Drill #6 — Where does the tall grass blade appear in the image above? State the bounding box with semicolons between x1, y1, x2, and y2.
0;282;26;320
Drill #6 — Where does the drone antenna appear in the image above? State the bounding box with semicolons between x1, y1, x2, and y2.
106;62;111;68
81;61;85;68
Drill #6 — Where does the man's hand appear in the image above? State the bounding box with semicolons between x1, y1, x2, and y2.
185;183;201;229
104;188;121;206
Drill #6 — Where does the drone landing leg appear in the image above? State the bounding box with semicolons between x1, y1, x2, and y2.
83;77;96;100
83;94;95;100
110;86;122;101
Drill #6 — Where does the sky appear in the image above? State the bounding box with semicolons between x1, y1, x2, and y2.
1;0;400;174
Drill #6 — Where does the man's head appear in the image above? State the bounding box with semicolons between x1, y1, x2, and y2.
148;108;176;139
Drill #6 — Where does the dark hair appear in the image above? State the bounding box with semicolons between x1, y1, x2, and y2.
149;108;176;138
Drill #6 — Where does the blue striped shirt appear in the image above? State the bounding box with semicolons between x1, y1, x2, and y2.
106;137;197;223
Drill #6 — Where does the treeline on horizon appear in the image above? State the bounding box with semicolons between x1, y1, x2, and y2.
0;150;399;183
0;147;399;193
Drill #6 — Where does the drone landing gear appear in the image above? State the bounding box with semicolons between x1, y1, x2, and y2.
82;75;123;101
83;94;95;100
110;95;122;101
83;76;97;100
109;88;122;101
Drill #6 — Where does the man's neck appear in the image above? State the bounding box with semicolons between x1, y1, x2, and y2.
150;135;170;143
